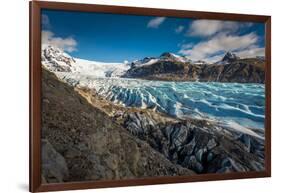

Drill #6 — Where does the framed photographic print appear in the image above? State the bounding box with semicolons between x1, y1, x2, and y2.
30;1;271;192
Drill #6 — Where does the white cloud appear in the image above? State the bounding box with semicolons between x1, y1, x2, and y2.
147;17;166;28
175;26;184;33
188;20;252;37
42;30;77;52
180;43;193;49
179;32;263;62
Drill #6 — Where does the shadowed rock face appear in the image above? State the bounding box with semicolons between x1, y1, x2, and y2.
41;68;194;183
114;111;264;174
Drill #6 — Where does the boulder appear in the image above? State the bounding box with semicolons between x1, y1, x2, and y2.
41;139;69;183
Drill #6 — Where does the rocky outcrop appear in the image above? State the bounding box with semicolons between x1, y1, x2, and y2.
116;111;264;173
41;68;194;183
41;139;69;183
123;60;185;79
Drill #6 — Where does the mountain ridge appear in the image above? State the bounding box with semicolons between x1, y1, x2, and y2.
42;45;265;83
123;52;265;83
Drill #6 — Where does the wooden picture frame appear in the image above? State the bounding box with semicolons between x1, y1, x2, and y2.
30;1;271;192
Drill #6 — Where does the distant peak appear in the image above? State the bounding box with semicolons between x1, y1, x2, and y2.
160;52;175;58
222;51;240;62
123;60;129;65
41;44;76;73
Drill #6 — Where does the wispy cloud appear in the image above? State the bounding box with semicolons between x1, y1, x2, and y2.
147;17;166;28
188;20;239;37
187;20;253;37
42;14;51;29
42;30;77;52
180;43;193;49
175;25;184;33
179;32;264;62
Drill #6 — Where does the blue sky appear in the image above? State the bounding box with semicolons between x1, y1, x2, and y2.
42;9;265;63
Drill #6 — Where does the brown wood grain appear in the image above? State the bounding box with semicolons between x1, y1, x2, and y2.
29;1;271;192
30;1;42;192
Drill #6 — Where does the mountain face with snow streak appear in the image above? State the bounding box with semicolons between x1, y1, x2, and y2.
159;52;190;63
215;51;240;65
41;45;130;78
131;57;159;68
222;51;240;62
130;52;191;68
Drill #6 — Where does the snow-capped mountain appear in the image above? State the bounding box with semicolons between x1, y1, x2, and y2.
159;52;189;63
130;52;191;68
222;51;240;62
131;57;159;67
42;45;76;72
215;51;240;65
42;45;130;78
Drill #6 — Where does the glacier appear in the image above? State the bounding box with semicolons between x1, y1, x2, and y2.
70;77;265;131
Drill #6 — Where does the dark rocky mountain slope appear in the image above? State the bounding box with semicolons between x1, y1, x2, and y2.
123;52;265;83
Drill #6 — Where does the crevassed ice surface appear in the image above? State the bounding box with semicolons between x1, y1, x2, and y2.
60;74;265;130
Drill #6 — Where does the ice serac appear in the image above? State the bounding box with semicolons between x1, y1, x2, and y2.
81;78;265;131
